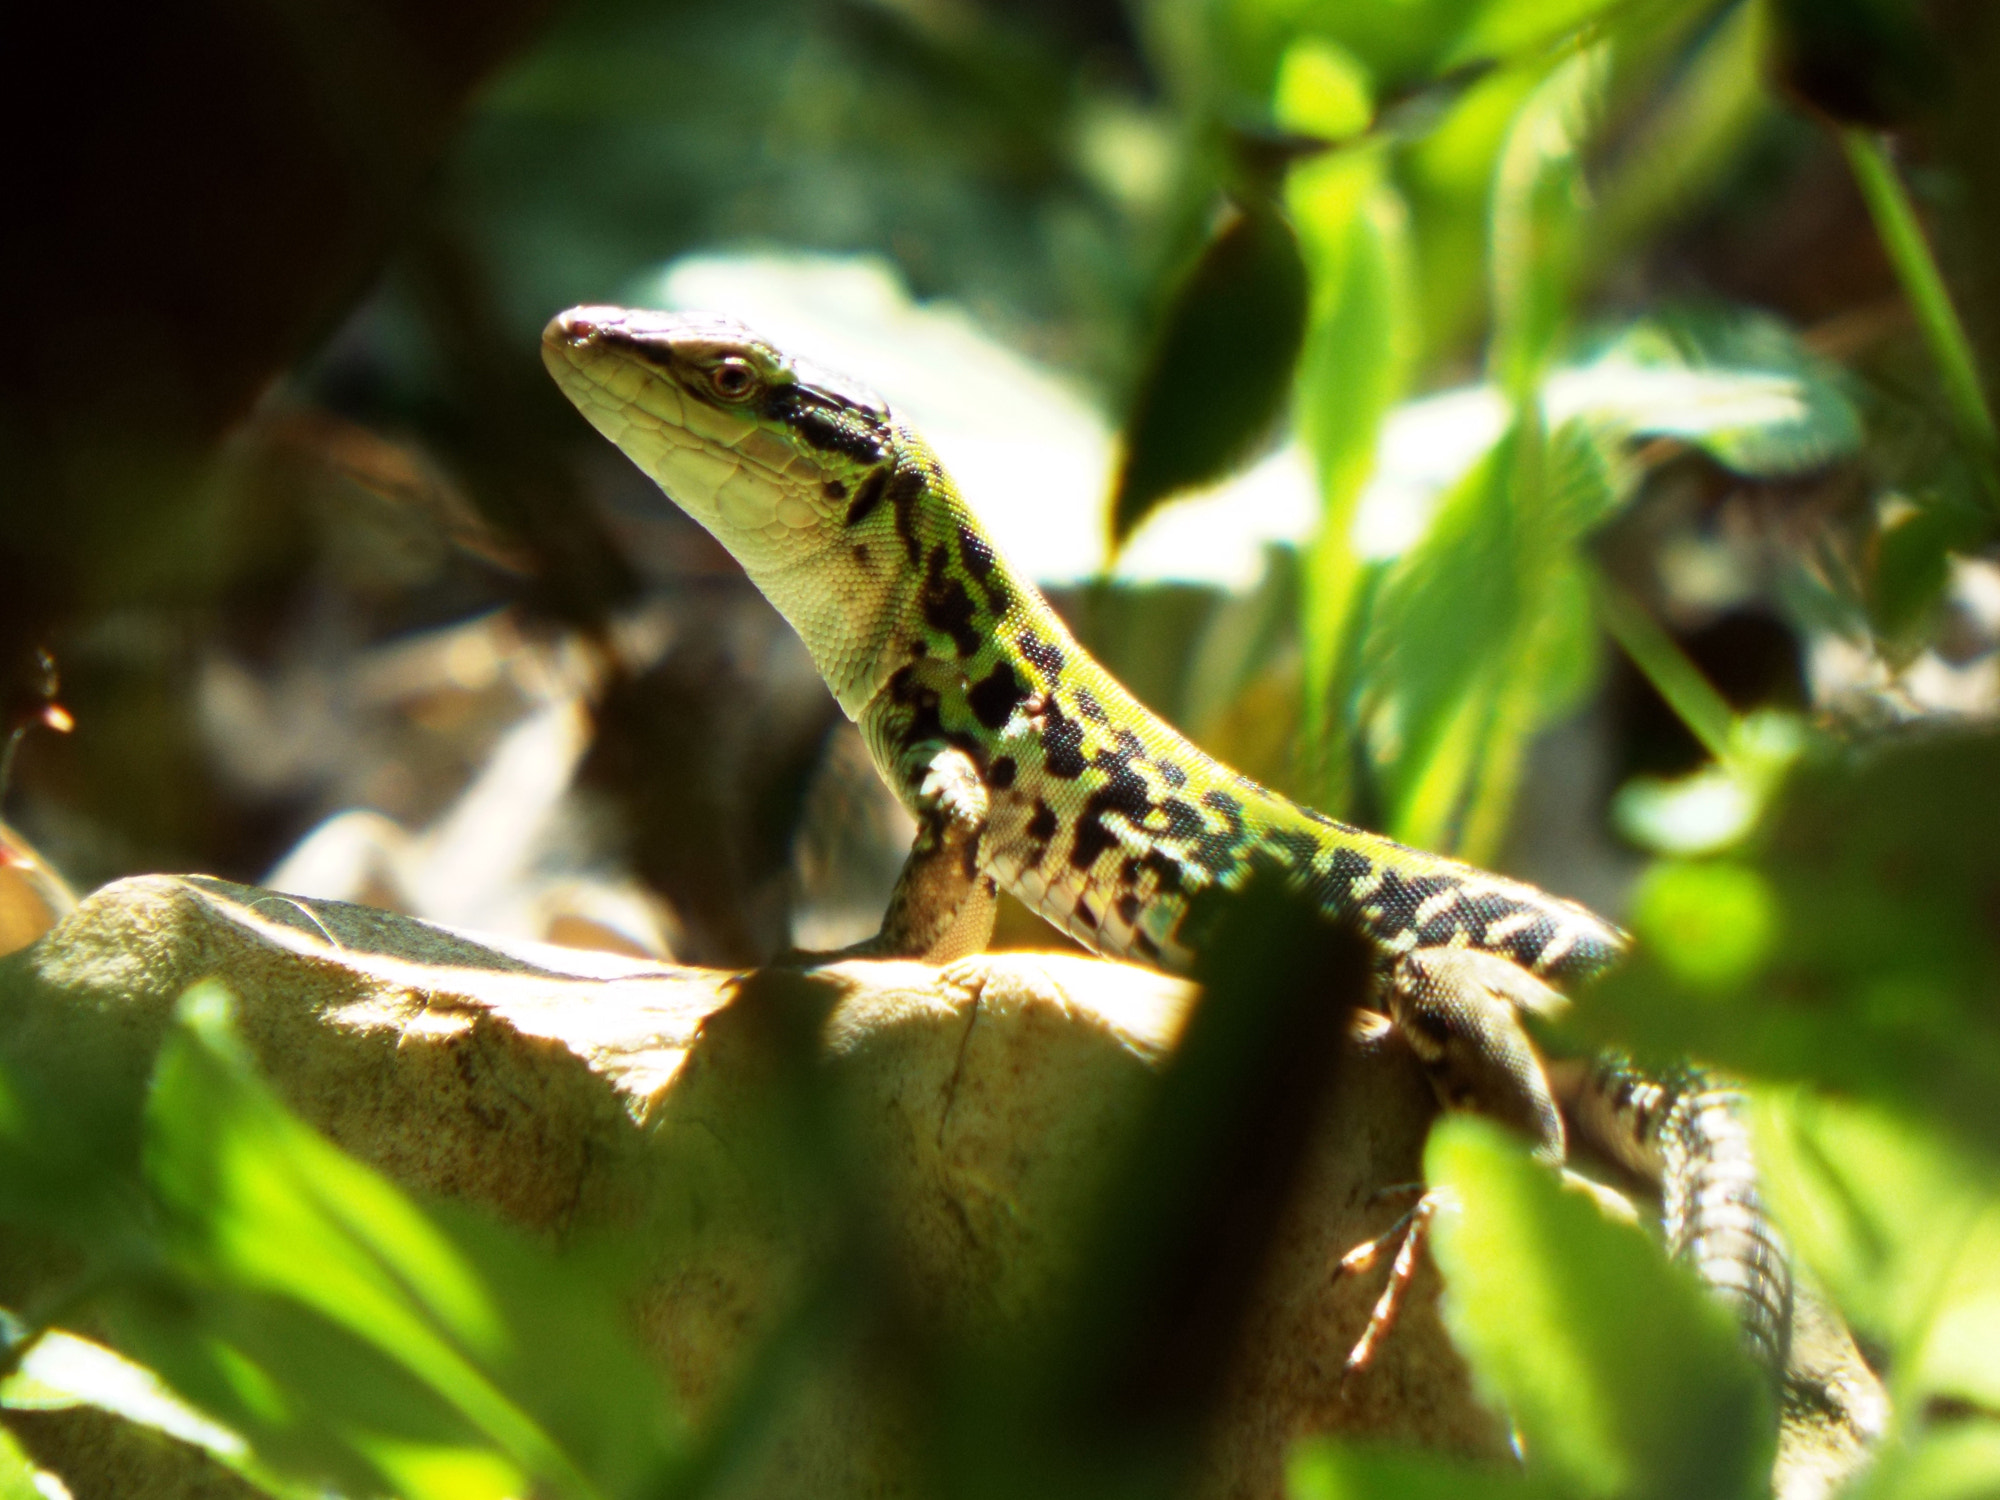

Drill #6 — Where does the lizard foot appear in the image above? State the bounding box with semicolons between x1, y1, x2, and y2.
1334;1185;1459;1382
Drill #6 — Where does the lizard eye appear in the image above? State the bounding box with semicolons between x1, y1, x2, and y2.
708;358;759;401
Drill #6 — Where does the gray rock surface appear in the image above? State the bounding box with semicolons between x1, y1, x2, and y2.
0;875;1499;1499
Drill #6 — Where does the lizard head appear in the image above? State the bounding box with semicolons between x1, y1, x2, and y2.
542;304;949;716
542;306;897;574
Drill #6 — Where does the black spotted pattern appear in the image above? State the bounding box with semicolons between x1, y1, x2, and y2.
1265;829;1321;866
1018;632;1065;681
1067;744;1153;871
768;385;884;464
887;464;929;564
1187;789;1249;876
921;544;982;658
966;662;1027;731
956;524;1009;611
1158;798;1206;842
1138;847;1185;896
1040;701;1086;779
887;665;979;764
1024;800;1059;866
844;467;888;526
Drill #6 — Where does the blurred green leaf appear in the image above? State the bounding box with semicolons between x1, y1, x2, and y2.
1445;0;1625;70
1274;36;1374;140
1490;48;1601;396
1589;567;1736;761
1288;1438;1558;1498
1111;202;1312;548
1755;1092;2000;1414
1590;729;2000;1168
0;1426;46;1500
1405;64;1540;351
1362;430;1527;849
1581;310;1863;477
1361;415;1603;858
943;873;1368;1496
1844;129;2000;500
1595;0;1771;254
1610;708;1806;855
123;980;678;1499
1868;491;1990;646
1290;149;1415;798
1613;763;1759;854
1427;1117;1772;1500
1867;1420;2000;1500
2;1321;247;1450
1631;861;1779;989
1211;0;1481;101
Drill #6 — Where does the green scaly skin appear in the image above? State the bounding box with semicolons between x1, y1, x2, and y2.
540;304;1792;1378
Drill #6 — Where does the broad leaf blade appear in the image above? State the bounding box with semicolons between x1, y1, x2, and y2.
131;981;678;1499
1427;1117;1772;1500
1290;152;1415;801
1111;202;1310;549
1589;729;2000;1166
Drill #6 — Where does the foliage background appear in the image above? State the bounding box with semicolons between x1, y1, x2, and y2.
5;0;2000;1495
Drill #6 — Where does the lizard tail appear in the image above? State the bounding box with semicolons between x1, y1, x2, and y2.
1558;1055;1794;1378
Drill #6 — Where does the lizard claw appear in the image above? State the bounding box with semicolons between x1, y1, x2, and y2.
1334;1185;1459;1382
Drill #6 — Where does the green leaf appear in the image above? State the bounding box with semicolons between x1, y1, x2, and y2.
1866;1420;2000;1500
1361;430;1524;849
1427;1118;1772;1500
1869;490;1989;646
1273;37;1373;141
1490;49;1602;397
1287;1438;1558;1499
1289;150;1415;798
1754;1092;2000;1414
1406;65;1541;351
1445;0;1625;70
1594;0;1771;255
1110;201;1311;549
1359;413;1605;859
1630;862;1779;990
0;1426;47;1500
1589;569;1737;763
1212;0;1484;99
126;981;677;1499
2;1323;247;1453
1574;310;1863;478
1587;729;2000;1168
1844;129;2000;502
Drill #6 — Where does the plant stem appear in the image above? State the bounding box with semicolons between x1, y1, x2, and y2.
1842;130;2000;481
1589;567;1735;763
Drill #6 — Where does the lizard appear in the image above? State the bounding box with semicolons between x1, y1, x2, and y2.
538;304;1796;1386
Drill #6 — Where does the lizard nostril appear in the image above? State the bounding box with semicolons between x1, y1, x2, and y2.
550;307;620;347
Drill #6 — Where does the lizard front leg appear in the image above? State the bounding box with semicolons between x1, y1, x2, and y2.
1387;945;1570;1166
872;742;1000;961
1338;946;1572;1375
795;740;998;965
